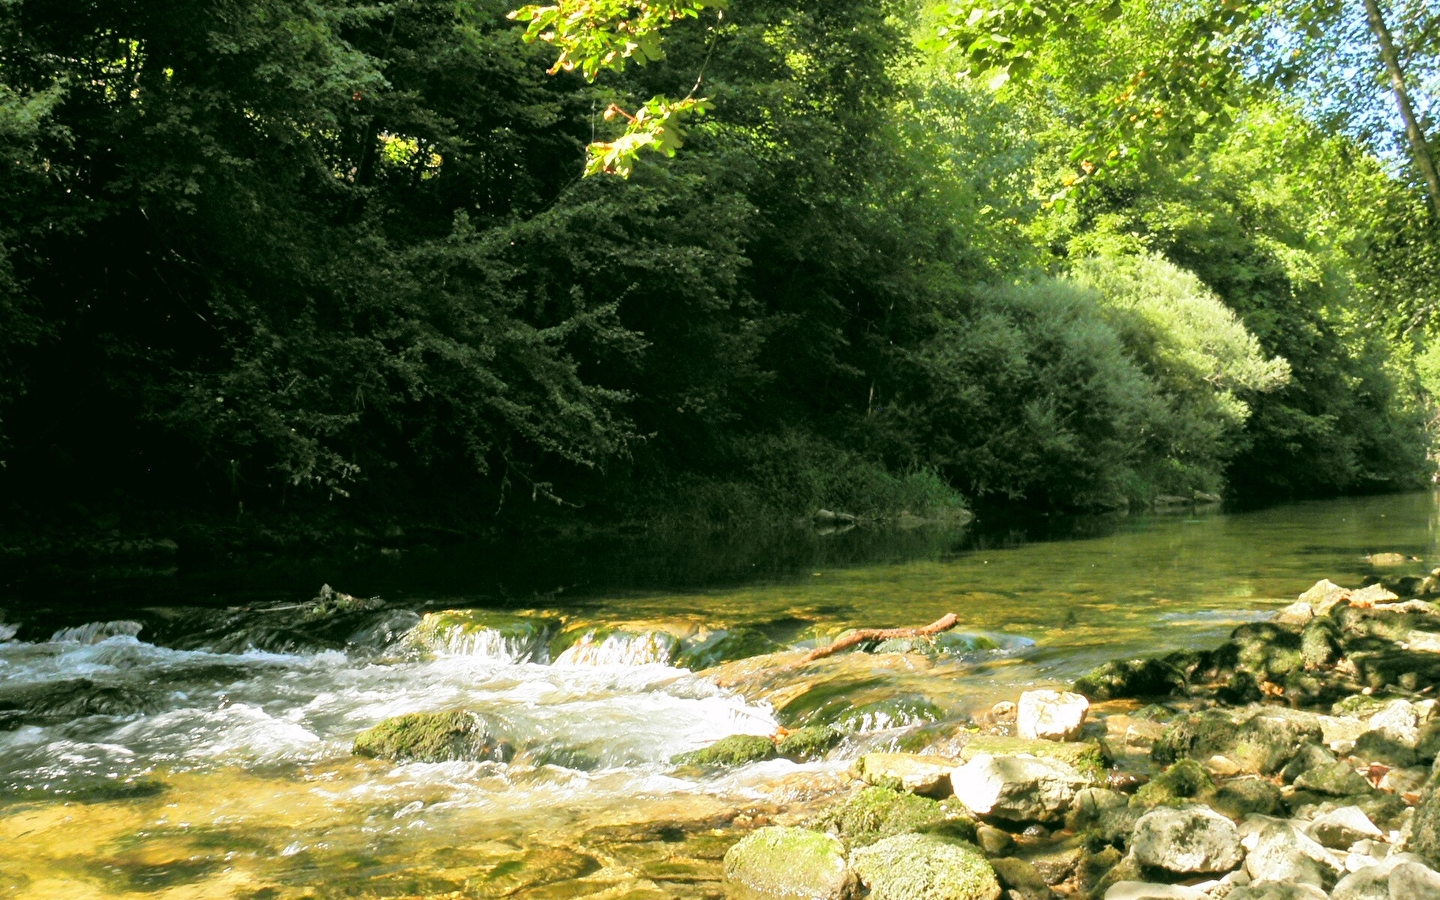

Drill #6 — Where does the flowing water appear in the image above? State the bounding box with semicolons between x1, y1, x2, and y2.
3;492;1440;899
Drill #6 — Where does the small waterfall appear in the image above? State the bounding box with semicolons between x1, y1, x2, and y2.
553;631;677;666
402;611;549;663
49;620;143;644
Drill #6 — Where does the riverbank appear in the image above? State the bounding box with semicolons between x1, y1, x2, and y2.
690;573;1440;900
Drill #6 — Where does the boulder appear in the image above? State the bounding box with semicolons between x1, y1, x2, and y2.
1131;759;1215;809
1388;861;1440;899
1223;884;1328;900
1308;806;1384;849
1103;884;1205;900
1074;658;1186;701
1275;580;1352;626
1331;866;1390;900
855;753;958;797
958;735;1108;781
1244;821;1342;888
849;834;1000;900
778;725;843;761
1292;761;1372;796
1213;777;1284;819
672;734;777;768
950;754;1088;824
1349;584;1401;608
723;826;856;900
1369;699;1422;747
1353;729;1418;768
1412;769;1440;869
988;857;1055;900
352;711;513;763
1065;787;1129;834
1130;805;1244;875
1018;690;1090;742
677;628;785;670
810;785;976;849
1156;707;1323;776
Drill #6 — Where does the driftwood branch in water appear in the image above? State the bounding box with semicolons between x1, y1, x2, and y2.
803;613;959;662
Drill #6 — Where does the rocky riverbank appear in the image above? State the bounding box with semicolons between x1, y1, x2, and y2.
681;574;1440;900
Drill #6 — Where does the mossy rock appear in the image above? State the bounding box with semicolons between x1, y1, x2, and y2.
810;785;976;850
1211;776;1283;818
774;675;888;727
1300;617;1343;670
1292;760;1372;796
1353;729;1418;768
352;711;513;763
549;626;681;666
1229;623;1305;679
671;734;776;768
850;833;1000;900
1153;707;1321;775
832;696;944;733
723;826;855;900
871;633;1001;658
958;735;1108;782
1074;658;1186;701
677;628;784;670
405;609;559;659
1130;759;1215;809
778;725;844;761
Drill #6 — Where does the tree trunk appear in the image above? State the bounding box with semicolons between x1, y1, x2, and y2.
1362;0;1440;219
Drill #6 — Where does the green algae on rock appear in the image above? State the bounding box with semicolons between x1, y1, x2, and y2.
850;834;1000;900
671;734;776;768
778;725;843;761
1130;759;1215;809
723;826;856;900
352;711;513;763
677;628;785;670
1073;657;1186;701
404;609;560;660
810;785;976;849
957;735;1108;782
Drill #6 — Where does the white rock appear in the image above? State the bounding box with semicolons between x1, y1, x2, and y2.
1017;690;1090;742
1245;821;1343;887
1274;600;1315;626
1382;766;1429;795
1389;861;1440;899
1104;883;1205;900
1131;805;1244;874
1332;866;1389;900
949;753;1087;824
1302;579;1353;615
1319;715;1370;747
1308;806;1385;849
1370;700;1421;748
1349;583;1399;607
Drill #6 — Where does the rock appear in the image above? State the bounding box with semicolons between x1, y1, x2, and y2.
1388;860;1440;899
1293;761;1372;796
1017;690;1090;742
1350;584;1401;607
1223;884;1328;900
778;725;843;761
1308;806;1384;849
1130;805;1244;874
1279;581;1352;625
1381;766;1429;795
678;628;785;670
1024;837;1087;885
975;823;1013;856
1281;743;1338;783
1411;768;1440;869
1213;777;1284;819
950;754;1088;824
1300;617;1343;669
552;627;681;666
1274;601;1316;627
958;735;1108;781
1370;699;1422;747
1075;658;1187;701
1367;553;1410;566
672;734;776;767
1065;787;1129;833
404;610;558;661
1156;707;1323;776
850;834;1001;900
1131;759;1215;809
723;826;856;900
989;858;1054;900
1353;729;1418;768
1320;714;1371;748
1244;820;1342;888
352;711;513;763
810;785;976;849
1332;865;1391;900
1420;721;1440;764
855;753;959;797
1103;884;1205;900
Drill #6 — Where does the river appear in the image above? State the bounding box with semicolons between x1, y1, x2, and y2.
2;491;1437;899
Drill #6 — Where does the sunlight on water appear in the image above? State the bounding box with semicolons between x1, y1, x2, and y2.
3;491;1440;898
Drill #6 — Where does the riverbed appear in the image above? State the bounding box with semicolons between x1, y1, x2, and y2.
2;492;1437;899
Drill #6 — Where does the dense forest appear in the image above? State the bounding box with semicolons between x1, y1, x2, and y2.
2;0;1439;558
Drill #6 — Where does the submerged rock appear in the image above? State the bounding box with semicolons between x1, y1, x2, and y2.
1018;690;1090;742
723;826;856;900
352;711;513;763
1130;805;1243;874
849;833;1000;900
677;628;784;670
671;734;776;768
403;609;558;661
950;753;1088;824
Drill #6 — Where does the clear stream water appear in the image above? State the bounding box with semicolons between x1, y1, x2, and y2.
3;491;1440;899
